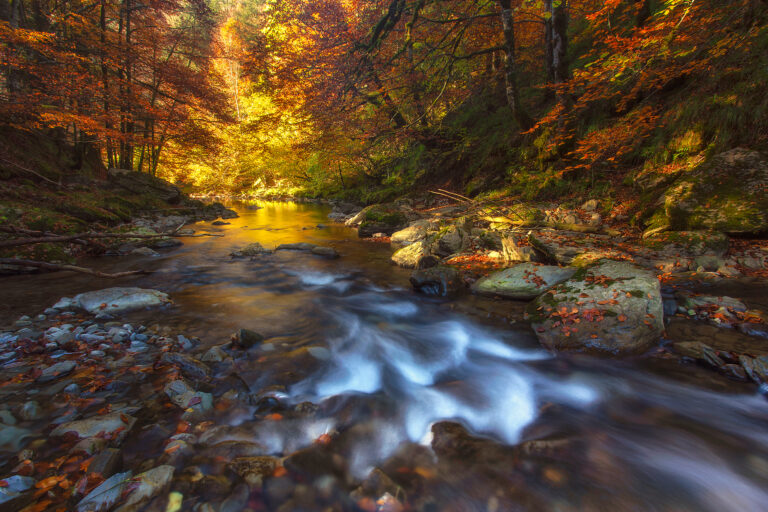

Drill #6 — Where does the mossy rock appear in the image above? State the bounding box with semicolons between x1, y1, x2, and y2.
650;148;768;234
642;230;729;257
358;205;408;237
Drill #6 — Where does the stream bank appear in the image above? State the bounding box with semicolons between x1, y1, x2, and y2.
1;202;768;511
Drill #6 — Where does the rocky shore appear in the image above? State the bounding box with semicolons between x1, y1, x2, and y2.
326;148;768;385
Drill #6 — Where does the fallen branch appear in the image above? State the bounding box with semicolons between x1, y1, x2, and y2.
0;230;223;249
0;258;150;278
0;157;61;187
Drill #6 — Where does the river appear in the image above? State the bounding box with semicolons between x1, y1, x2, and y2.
4;201;768;511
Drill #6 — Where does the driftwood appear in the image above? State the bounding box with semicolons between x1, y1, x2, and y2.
0;229;223;249
0;258;150;278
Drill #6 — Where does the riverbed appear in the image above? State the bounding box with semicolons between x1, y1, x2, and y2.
3;201;768;511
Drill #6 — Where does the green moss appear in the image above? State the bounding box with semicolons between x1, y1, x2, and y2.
363;210;406;226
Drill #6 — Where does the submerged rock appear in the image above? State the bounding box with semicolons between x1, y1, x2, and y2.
275;242;317;251
37;360;77;383
164;380;213;417
52;412;136;440
528;260;664;355
410;266;462;296
230;242;272;257
472;263;576;300
311;246;340;259
114;465;175;512
161;352;210;381
233;328;264;348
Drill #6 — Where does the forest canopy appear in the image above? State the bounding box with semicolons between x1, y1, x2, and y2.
2;0;767;202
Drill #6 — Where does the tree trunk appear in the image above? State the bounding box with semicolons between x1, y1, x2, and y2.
497;0;532;130
636;0;651;27
550;0;570;114
7;0;24;94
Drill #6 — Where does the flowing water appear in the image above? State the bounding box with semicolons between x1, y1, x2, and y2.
4;201;768;511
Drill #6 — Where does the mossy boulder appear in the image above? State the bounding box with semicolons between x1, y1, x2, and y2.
528;260;663;355
410;266;462;296
358;205;408;238
651;148;768;235
642;230;729;257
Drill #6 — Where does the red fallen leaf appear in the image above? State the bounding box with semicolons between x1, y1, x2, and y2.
272;466;287;478
187;396;202;407
0;480;8;487
265;413;283;421
315;433;332;445
357;497;377;512
119;413;131;424
618;314;627;322
99;303;108;309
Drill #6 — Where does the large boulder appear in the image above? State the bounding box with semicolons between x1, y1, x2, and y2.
391;239;439;269
391;220;435;247
358;207;409;238
528;260;664;355
68;287;171;314
528;230;630;266
650;148;768;234
472;263;576;300
433;225;469;257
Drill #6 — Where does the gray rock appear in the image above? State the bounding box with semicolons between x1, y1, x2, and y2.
38;360;77;383
529;260;664;355
0;424;33;451
201;345;228;363
19;401;42;421
164;380;213;416
435;225;468;257
672;341;725;368
161;352;210;381
52;412;136;440
473;263;576;300
0;410;16;425
52;297;78;310
77;471;133;512
390;220;434;247
212;220;230;226
410;266;462;297
694;255;724;271
72;287;171;314
114;465;175;512
391;239;439;269
582;199;599;211
0;475;35;507
501;232;540;263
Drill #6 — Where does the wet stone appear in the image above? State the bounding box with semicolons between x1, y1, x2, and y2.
37;360;76;383
161;352;210;381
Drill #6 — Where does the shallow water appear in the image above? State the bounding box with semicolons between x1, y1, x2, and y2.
4;201;768;510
